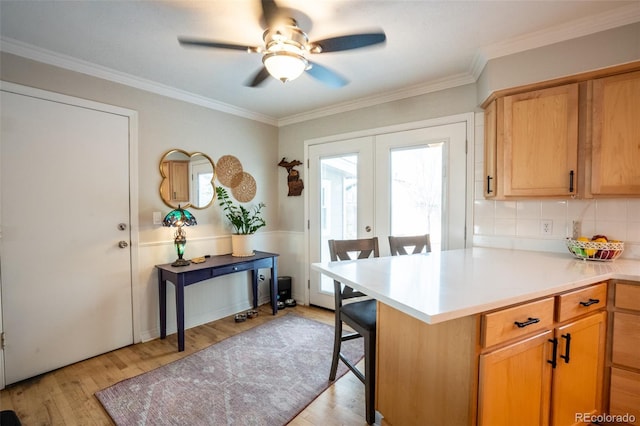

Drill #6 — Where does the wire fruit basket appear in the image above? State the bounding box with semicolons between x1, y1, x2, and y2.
566;238;624;261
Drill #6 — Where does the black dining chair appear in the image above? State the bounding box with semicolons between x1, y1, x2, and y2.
388;234;431;256
327;237;379;425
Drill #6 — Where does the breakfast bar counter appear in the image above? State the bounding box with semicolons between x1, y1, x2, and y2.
312;248;640;426
311;247;640;325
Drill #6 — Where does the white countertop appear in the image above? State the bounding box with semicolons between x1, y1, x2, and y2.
311;247;640;324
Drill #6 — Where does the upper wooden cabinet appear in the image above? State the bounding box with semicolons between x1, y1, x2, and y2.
483;62;640;199
484;84;579;198
160;160;189;202
503;84;579;197
590;70;640;196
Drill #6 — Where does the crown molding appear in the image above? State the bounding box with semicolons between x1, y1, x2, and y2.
480;3;640;63
0;37;278;126
277;72;475;126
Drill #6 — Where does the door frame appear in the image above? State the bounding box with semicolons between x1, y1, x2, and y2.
0;81;140;388
303;113;475;306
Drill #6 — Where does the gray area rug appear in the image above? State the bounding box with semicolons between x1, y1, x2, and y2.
96;314;363;425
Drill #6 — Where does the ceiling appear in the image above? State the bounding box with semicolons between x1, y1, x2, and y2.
1;1;639;125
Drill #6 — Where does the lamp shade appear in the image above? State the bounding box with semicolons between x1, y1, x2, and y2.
162;206;197;228
263;51;307;83
163;206;196;267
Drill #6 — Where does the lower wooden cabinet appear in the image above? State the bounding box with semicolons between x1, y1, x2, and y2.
607;281;640;425
478;331;553;425
609;368;640;424
478;310;606;426
551;311;606;426
375;282;609;426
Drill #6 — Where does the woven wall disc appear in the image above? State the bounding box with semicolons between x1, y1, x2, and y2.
230;172;257;202
216;155;243;187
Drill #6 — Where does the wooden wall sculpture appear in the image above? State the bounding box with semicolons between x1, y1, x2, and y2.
278;158;304;196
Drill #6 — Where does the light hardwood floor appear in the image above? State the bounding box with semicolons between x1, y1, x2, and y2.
0;305;369;425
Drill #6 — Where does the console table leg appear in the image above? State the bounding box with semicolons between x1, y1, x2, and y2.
271;264;278;315
251;269;259;309
158;271;167;340
176;278;185;352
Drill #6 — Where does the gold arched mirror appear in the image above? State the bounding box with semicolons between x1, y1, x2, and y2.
159;149;216;209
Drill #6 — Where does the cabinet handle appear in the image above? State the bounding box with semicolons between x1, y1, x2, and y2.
560;333;571;364
548;338;558;368
486;176;493;194
579;298;599;307
569;170;575;193
514;317;540;328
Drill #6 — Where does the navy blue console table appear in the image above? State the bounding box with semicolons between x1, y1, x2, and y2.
156;251;279;351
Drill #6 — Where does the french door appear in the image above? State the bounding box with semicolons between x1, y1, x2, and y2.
308;120;468;309
308;137;374;309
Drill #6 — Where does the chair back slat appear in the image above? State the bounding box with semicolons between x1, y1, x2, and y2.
388;234;431;256
328;237;380;301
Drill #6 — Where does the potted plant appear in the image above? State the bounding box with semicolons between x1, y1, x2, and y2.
216;186;266;256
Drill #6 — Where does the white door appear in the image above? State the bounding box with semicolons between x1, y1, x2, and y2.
308;121;468;309
375;122;468;254
308;137;374;308
0;89;134;384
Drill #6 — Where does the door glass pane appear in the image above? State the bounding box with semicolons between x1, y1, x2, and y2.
390;144;443;251
320;154;358;292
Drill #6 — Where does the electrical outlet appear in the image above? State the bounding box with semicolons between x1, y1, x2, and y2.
572;220;581;239
153;211;162;225
541;219;553;235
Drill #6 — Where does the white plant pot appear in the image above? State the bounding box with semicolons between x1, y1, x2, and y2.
231;233;255;257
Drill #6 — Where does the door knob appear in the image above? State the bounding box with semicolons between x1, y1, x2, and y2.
118;241;129;248
365;226;372;232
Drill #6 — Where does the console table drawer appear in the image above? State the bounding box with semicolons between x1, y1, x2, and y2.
184;268;213;284
556;282;607;323
481;297;554;348
216;262;254;275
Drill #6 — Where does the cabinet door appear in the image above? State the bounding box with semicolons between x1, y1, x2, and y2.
170;160;189;202
478;330;553;426
591;70;640;195
502;84;579;197
609;367;640;425
612;311;640;370
484;99;498;198
551;311;606;426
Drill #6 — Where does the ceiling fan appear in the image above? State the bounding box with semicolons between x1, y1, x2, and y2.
178;0;386;88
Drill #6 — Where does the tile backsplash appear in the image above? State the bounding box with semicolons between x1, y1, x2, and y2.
473;112;640;259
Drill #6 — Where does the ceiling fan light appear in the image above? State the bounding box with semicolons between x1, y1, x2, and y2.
263;51;307;83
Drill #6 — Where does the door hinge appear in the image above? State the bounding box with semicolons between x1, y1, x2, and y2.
308;279;310;289
1;332;4;350
307;219;310;230
307;159;309;168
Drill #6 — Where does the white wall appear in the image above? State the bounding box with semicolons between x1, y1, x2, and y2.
477;22;640;103
0;52;280;341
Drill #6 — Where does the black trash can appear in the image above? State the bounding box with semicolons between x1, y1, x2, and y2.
277;276;292;301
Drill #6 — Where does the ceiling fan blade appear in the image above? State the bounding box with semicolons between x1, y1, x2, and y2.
178;37;259;52
306;61;348;88
245;67;271;87
310;32;386;53
261;0;282;27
